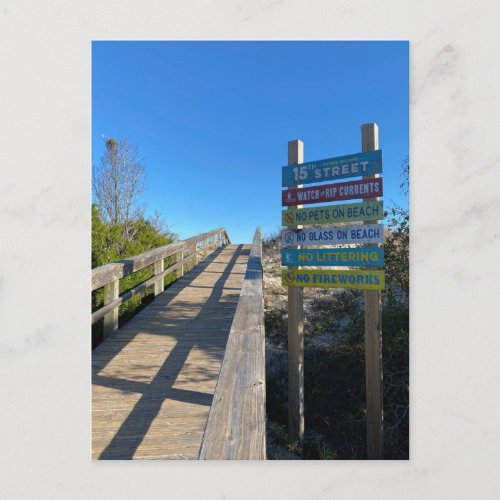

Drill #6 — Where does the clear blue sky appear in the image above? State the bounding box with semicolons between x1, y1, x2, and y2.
92;41;408;243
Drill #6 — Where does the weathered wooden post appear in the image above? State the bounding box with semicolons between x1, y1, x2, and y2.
103;279;119;339
362;123;384;459
287;139;305;444
154;258;164;296
179;249;184;278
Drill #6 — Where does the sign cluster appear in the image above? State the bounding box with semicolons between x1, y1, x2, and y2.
281;149;385;290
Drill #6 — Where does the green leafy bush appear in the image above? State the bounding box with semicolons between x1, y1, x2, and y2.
91;204;176;348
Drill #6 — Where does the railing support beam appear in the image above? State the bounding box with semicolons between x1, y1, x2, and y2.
199;228;265;460
103;279;119;339
154;258;164;296
179;249;184;278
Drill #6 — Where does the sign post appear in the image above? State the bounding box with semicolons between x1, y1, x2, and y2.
281;125;385;458
287;140;305;445
362;123;384;459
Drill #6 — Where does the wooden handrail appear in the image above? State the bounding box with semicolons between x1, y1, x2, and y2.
92;228;230;291
91;260;185;324
198;228;266;460
91;228;231;338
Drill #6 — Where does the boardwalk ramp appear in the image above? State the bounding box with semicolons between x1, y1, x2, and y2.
91;229;265;460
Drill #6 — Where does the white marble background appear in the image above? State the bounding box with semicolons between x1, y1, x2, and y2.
1;1;499;498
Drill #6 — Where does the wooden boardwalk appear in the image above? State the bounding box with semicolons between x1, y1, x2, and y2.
92;244;251;460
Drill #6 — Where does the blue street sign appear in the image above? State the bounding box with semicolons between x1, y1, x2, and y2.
282;149;383;187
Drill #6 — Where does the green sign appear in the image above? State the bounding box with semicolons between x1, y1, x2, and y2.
282;200;383;227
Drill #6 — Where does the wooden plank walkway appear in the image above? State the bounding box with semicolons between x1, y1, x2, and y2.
92;244;251;460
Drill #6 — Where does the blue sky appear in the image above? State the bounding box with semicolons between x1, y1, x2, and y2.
92;41;408;243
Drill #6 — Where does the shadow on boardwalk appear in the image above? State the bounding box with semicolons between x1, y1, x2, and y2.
92;244;249;459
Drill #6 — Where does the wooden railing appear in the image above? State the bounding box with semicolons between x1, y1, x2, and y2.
91;228;231;339
199;228;266;460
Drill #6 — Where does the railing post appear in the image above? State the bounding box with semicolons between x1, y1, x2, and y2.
179;248;184;278
154;258;164;296
103;279;119;339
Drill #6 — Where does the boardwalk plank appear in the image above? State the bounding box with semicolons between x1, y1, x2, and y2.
92;244;250;460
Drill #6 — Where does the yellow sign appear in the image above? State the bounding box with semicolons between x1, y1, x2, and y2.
282;200;383;226
282;269;385;290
